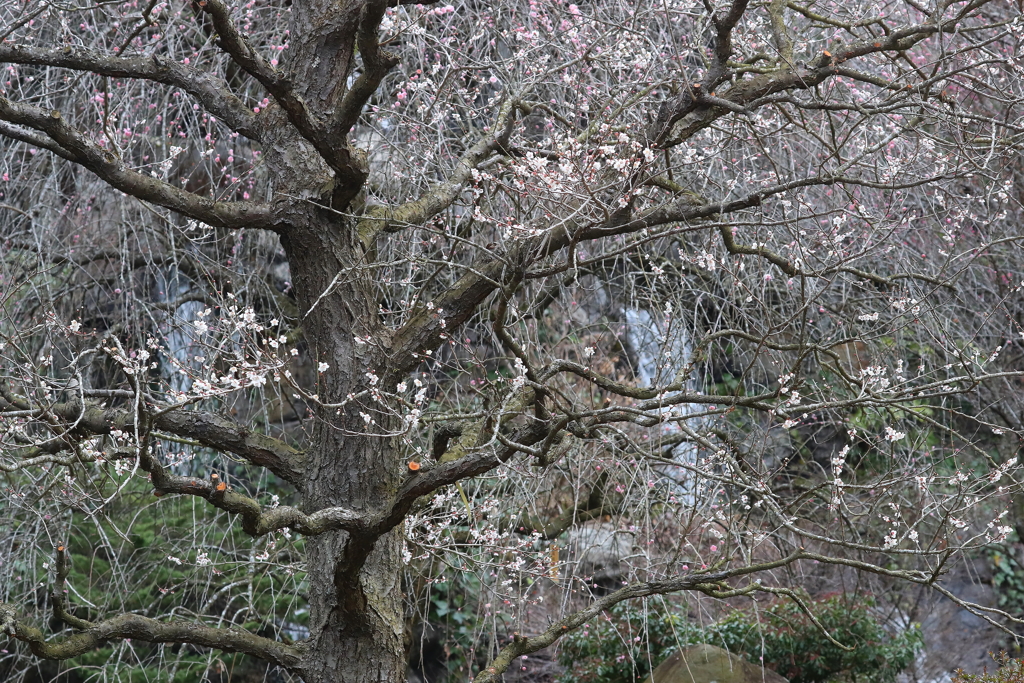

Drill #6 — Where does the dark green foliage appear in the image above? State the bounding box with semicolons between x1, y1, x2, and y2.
556;600;693;683
710;594;922;683
989;545;1024;617
557;594;922;683
46;477;304;682
410;560;514;681
424;573;483;677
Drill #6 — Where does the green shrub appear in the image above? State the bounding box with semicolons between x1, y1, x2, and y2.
556;593;922;683
711;594;922;683
556;600;698;683
954;652;1024;683
989;545;1024;617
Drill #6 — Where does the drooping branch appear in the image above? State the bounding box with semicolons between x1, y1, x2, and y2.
0;44;259;138
0;97;275;230
0;603;304;670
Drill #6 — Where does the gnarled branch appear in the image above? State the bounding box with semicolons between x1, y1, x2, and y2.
0;393;305;486
0;603;304;670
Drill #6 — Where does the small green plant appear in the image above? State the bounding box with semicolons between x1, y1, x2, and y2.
712;594;922;683
426;573;482;677
954;652;1024;683
556;593;922;683
990;545;1024;617
557;600;697;683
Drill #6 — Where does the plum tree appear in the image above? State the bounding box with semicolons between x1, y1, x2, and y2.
0;0;1022;681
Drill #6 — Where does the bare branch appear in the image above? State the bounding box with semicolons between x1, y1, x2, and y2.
0;603;304;670
0;44;259;137
0;97;275;230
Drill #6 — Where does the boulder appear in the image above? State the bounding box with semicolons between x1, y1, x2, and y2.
645;644;788;683
565;521;634;581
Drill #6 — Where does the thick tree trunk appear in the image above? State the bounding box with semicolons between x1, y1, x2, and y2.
282;220;405;683
302;530;405;683
270;0;407;671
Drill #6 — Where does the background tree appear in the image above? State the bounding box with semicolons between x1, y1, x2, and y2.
0;0;1023;681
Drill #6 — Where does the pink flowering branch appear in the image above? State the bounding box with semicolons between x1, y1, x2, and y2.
0;44;259;138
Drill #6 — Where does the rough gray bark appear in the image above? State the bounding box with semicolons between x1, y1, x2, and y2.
283;219;405;683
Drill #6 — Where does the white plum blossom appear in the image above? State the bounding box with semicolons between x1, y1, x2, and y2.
884;426;905;442
511;357;528;390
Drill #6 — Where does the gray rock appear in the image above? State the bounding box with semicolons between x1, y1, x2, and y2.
566;521;634;581
646;644;789;683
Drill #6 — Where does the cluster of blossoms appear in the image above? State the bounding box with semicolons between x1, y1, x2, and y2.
880;504;918;550
858;365;893;392
829;445;850;512
404;486;554;614
984;510;1014;544
162;306;289;401
469;129;659;240
687;250;718;271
